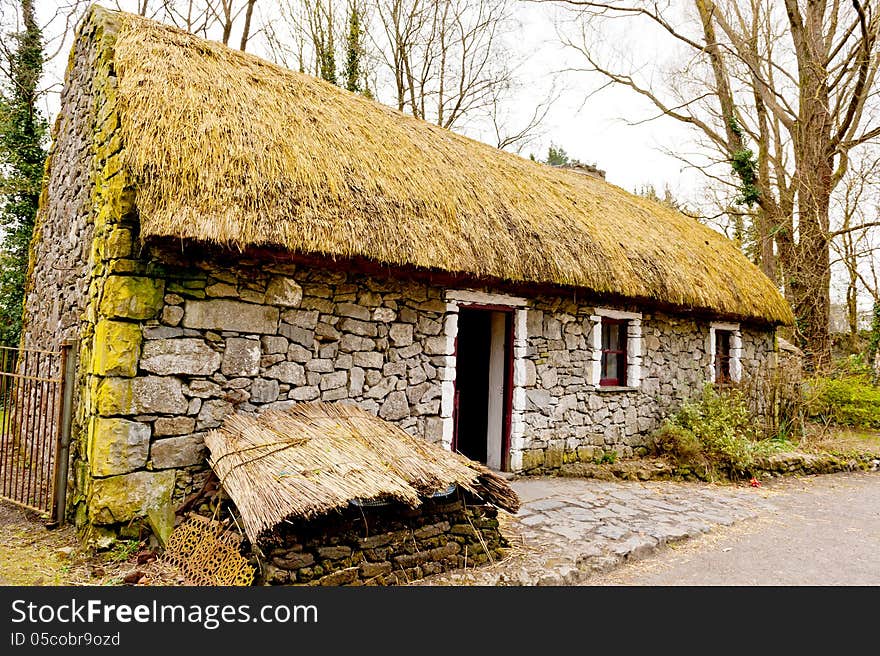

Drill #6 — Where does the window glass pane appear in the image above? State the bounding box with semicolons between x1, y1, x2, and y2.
602;352;617;381
606;323;620;350
617;353;626;384
715;331;732;382
602;323;611;350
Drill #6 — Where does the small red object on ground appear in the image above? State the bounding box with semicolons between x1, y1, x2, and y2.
749;478;761;488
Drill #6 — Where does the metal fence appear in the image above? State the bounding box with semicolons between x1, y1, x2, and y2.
0;342;76;522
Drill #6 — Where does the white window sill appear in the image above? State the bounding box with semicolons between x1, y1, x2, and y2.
593;386;640;393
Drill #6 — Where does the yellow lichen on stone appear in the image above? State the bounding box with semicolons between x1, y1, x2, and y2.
520;450;544;472
87;470;176;525
95;376;134;416
98;275;164;319
104;228;132;259
87;416;150;477
91;319;141;376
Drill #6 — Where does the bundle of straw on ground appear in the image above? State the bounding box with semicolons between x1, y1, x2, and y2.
85;6;791;325
204;403;519;544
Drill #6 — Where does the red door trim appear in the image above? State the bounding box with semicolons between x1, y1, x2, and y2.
451;304;516;472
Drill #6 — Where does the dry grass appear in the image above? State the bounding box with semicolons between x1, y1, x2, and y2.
78;6;791;325
204;402;519;544
799;422;880;458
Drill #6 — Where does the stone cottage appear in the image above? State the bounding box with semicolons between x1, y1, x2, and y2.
24;6;793;535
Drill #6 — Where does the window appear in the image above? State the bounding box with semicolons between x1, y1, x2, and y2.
715;329;732;383
600;319;628;387
709;322;741;384
590;308;642;389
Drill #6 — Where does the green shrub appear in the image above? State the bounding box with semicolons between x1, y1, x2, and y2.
806;375;880;429
652;384;787;479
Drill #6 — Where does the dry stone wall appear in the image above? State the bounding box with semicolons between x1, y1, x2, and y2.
515;301;776;471
23;14;103;352
260;497;505;586
78;241;777;532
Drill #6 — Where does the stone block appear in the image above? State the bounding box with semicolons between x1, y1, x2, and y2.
141;338;222;376
92;319;141;377
338;318;377;337
265;277;303;307
359;561;392;578
161;305;184;326
282;309;320;329
99;276;165;320
316;567;358;586
340;334;374;352
349;367;365;395
320;371;348;391
424;336;450;355
144;326;184;339
379;391;410;420
183;299;279;334
424;417;444;442
279;323;315;347
306;359;334;372
104;228;132;259
337;303;370;320
187;379;221;398
150;434;207;469
315;322;341;340
287;343;313;362
289;386;320;401
197;399;233;429
222;338;260;376
88;470;176;525
372;308;396;323
89;418;150;477
205;282;237;297
322;387;349;401
153;416;196;437
97;376;188;415
352;351;383;369
317;545;353;560
250;378;280;404
261;336;288;354
266;361;306;385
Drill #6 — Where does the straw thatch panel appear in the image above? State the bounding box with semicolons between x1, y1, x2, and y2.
204;403;519;544
83;6;792;325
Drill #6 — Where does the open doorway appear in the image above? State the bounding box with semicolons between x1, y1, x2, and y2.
453;306;513;471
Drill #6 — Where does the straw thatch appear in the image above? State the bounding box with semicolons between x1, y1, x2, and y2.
204;403;520;544
89;6;791;324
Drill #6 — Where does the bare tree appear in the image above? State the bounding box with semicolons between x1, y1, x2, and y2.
552;0;880;369
372;0;513;129
831;151;880;344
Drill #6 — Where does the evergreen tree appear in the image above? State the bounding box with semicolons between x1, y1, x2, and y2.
545;143;569;166
0;0;47;347
343;5;363;93
317;8;337;85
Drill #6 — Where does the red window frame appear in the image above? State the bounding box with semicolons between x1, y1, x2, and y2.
600;319;628;387
715;329;732;383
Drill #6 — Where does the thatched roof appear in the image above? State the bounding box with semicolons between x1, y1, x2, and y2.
204;403;520;544
83;6;792;324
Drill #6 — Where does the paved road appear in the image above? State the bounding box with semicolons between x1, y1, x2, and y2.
421;475;779;585
589;471;880;586
420;471;880;586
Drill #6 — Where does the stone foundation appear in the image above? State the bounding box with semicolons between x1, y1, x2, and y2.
258;495;505;586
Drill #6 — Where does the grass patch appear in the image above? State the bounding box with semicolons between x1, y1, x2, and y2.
800;423;880;459
652;384;793;480
805;375;880;429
